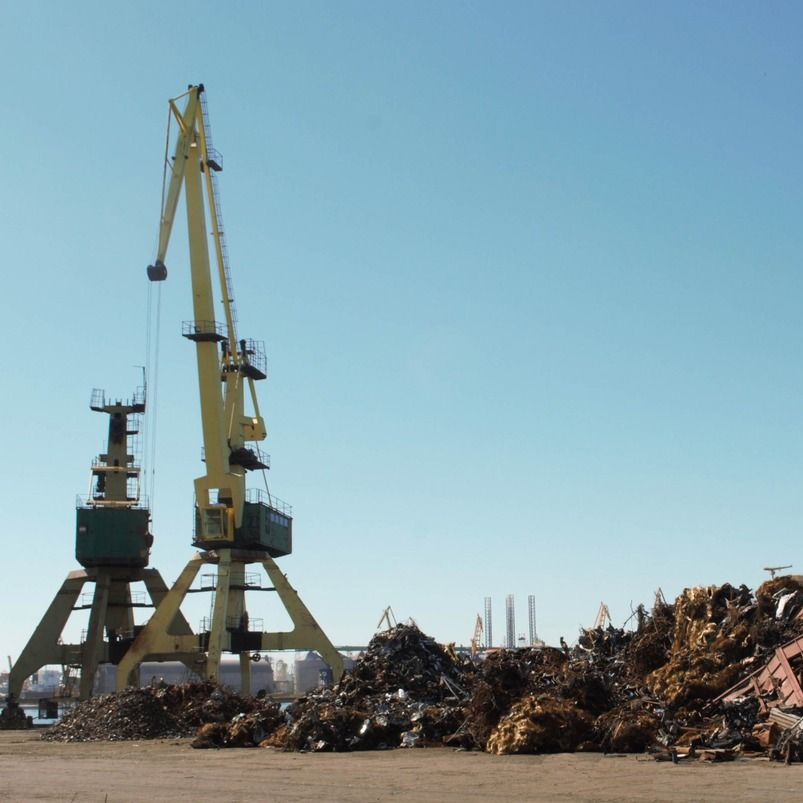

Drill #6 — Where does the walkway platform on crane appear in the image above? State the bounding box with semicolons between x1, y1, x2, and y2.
182;319;226;342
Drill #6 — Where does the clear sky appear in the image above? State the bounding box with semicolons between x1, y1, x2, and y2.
2;1;803;661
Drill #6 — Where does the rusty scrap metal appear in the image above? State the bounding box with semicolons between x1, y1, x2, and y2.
42;682;280;742
36;576;803;763
716;635;803;711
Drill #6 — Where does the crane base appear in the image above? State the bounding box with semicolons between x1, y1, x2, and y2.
115;549;344;692
5;566;192;704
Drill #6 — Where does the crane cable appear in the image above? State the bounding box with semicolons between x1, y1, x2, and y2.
143;282;152;505
260;464;273;509
142;106;173;522
146;283;163;518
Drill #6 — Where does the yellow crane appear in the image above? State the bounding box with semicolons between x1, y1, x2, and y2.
470;614;484;657
764;565;793;579
376;607;398;631
593;602;612;630
116;84;342;690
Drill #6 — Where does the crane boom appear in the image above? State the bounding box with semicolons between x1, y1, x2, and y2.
146;84;268;540
593;602;612;630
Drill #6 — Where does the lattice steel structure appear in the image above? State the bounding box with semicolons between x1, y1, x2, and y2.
483;596;493;649
505;594;516;649
528;594;537;646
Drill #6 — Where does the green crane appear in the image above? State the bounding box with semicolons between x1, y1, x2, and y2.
4;386;184;710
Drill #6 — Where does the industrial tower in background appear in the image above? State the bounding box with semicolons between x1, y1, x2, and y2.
483;597;493;649
482;593;541;650
505;594;516;649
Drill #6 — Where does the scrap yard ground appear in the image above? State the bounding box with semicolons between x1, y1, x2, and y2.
1;732;802;803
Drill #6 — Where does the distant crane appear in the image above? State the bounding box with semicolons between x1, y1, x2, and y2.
764;565;793;579
593;602;612;630
470;614;483;657
376;606;398;632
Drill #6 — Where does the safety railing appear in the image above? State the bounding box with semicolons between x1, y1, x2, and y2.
245;488;292;517
182;320;225;341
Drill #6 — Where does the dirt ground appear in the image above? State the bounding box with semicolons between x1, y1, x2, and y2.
2;731;803;803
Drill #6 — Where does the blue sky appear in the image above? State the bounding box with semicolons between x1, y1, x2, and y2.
2;2;803;660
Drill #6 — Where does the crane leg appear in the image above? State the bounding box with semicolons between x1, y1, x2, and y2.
141;569;200;682
116;556;203;690
258;555;344;682
8;572;86;702
206;550;231;682
79;572;111;699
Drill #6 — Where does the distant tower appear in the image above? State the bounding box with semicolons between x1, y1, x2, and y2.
505;594;516;649
528;595;537;646
483;597;493;648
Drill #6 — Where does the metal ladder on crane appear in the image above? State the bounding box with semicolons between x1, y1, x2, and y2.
199;91;238;329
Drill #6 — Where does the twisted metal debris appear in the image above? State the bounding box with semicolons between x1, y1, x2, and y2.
43;682;281;743
267;624;474;752
39;577;803;761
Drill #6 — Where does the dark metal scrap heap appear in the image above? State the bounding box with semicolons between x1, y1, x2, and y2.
43;682;282;744
40;578;803;761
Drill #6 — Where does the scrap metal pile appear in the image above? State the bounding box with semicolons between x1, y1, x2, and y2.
0;703;31;730
186;576;803;757
36;577;803;760
469;577;803;759
261;624;473;751
42;682;282;743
